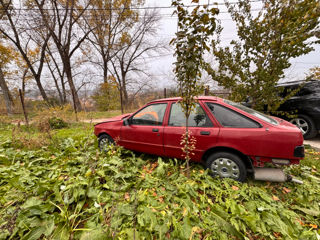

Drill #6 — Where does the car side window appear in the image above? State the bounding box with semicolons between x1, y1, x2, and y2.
131;103;167;126
168;103;213;127
206;103;260;128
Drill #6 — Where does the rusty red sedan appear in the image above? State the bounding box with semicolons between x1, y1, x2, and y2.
94;96;304;182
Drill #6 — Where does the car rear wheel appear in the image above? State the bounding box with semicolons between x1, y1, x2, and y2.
98;134;114;151
290;114;317;139
205;152;247;182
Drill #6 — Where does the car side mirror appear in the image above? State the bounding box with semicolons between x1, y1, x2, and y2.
123;118;130;126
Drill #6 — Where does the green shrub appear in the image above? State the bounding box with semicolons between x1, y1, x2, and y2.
48;117;68;129
92;82;120;111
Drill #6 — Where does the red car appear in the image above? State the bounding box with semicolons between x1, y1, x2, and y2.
94;96;304;182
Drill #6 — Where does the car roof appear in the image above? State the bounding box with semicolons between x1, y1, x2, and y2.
149;96;222;104
277;79;318;87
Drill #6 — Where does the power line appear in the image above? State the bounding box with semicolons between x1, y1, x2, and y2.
292;62;320;65
0;8;263;21
0;0;263;12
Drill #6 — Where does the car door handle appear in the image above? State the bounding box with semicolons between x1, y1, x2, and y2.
200;131;210;135
152;128;159;132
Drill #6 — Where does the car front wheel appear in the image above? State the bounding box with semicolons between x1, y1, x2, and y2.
98;134;114;151
205;152;247;182
290;114;317;139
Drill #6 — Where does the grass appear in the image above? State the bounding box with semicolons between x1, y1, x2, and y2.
0;122;320;239
77;110;123;120
0;108;123;125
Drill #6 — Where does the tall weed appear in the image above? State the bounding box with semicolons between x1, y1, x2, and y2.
0;133;319;239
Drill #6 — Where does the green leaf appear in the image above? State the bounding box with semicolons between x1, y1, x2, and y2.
291;206;320;217
80;229;109;240
21;227;45;240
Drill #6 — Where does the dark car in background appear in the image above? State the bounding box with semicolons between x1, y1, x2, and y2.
277;80;320;139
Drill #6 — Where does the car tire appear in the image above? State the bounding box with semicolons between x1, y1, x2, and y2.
290;114;317;140
205;152;247;182
98;134;114;151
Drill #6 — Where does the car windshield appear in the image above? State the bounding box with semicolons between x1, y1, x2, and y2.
224;99;278;125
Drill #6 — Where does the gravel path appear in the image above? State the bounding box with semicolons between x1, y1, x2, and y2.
81;118;112;124
304;135;320;151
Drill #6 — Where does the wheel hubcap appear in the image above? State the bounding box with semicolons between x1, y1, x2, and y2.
99;138;110;151
290;118;308;135
210;158;240;179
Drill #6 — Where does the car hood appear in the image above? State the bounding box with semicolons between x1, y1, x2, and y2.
94;113;131;126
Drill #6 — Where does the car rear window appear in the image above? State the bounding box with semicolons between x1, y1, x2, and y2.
206;103;261;128
224;99;278;125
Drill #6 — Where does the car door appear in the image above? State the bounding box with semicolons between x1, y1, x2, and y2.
120;103;168;155
163;102;219;161
205;102;266;156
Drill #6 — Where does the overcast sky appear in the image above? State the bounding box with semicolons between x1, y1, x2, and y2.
145;0;320;88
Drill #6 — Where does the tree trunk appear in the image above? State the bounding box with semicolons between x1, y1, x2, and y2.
0;67;14;115
53;74;64;105
122;75;129;107
21;68;28;96
61;74;67;104
64;60;82;112
103;58;109;84
119;87;124;114
47;60;64;104
34;74;49;103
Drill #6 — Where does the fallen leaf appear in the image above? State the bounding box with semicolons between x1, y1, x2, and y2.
309;224;317;229
183;207;188;216
272;195;279;201
124;192;130;201
273;232;281;238
283;187;291;193
232;185;239;191
297;219;304;226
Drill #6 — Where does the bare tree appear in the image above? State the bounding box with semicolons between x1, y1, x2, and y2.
84;0;143;84
0;0;51;103
34;0;95;112
0;67;13;114
110;9;166;112
45;45;67;104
